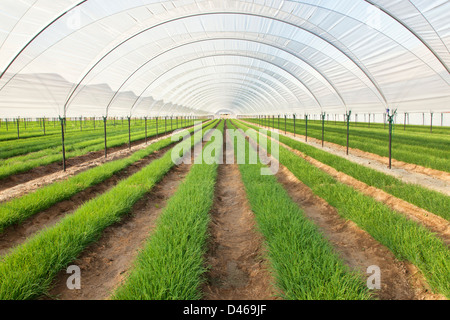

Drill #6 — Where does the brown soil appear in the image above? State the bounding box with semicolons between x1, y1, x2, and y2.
243;128;446;300
275;164;446;300
266;135;450;247
40;123;217;300
0;125;197;195
202;127;278;300
0;132;176;203
42;163;192;300
243;120;450;194
0;143;176;257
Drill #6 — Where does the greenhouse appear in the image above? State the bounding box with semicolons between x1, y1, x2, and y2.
0;0;448;304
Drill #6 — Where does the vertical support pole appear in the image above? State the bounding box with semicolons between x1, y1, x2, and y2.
284;114;287;135
128;116;131;150
346;111;352;155
6;118;8;131
305;114;308;142
404;113;407;131
430;112;433;133
24;118;27;130
293;114;296;137
278;115;280;130
80;116;83;132
321;112;326;147
171;116;173;131
43;117;46;136
165;116;167;134
144;116;148;144
103;116;108;158
94;117;96;130
60;117;66;172
17;117;20;140
441;113;444;127
368;113;371;128
389;117;392;169
156;116;159;138
384;113;386;130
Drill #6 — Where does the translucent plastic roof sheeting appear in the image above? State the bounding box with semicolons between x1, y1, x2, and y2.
0;0;448;118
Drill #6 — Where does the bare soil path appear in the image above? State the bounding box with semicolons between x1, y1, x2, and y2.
202;125;278;300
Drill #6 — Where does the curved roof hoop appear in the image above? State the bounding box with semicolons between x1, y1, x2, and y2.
97;36;347;116
164;74;294;108
149;63;305;106
8;1;446;112
127;53;323;117
363;0;449;74
149;79;271;116
159;92;252;115
175;83;283;112
52;11;391;117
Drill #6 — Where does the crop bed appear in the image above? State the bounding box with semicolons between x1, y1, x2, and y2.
0;118;448;300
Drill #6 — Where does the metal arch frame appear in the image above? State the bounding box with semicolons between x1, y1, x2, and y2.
58;11;386;115
88;36;347;116
128;57;312;116
0;0;89;80
176;84;275;111
363;0;449;74
155;63;304;106
2;0;446;84
47;11;392;116
163;74;294;109
112;62;304;117
183;88;270;114
155;84;268;116
97;37;316;115
184;89;281;115
148;66;301;108
176;93;254;115
4;1;448;114
175;83;285;113
127;53;323;117
169;78;289;110
160;92;252;115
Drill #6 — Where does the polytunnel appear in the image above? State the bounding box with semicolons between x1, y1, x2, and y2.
0;0;448;119
1;0;450;304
